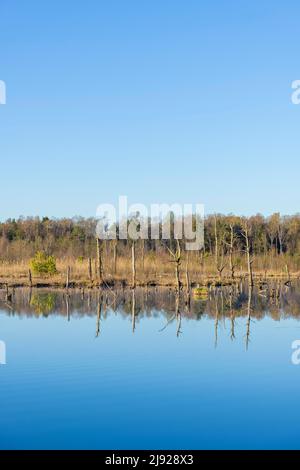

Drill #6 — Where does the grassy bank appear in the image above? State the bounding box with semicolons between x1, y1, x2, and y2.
0;255;299;289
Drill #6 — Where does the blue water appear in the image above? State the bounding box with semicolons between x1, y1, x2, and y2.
0;288;300;449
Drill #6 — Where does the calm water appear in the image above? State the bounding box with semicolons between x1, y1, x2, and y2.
0;284;300;449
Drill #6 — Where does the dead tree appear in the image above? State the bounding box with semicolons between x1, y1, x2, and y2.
241;221;254;287
141;239;145;272
96;238;103;284
88;257;92;281
214;215;226;281
66;266;70;290
164;239;181;292
225;223;236;280
113;240;117;275
28;269;32;288
214;215;218;268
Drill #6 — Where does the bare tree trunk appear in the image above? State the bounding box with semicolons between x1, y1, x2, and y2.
96;238;103;284
229;224;235;280
162;239;181;291
132;241;136;288
141;239;145;272
113;241;117;275
28;269;32;288
174;240;181;292
214;215;218;269
214;214;226;281
175;261;180;292
242;224;253;287
185;254;190;291
66;266;70;290
88;257;92;281
246;241;253;287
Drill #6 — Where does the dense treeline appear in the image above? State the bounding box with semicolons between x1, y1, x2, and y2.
0;217;97;260
0;213;300;258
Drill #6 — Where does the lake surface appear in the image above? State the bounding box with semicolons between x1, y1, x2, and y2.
0;284;300;449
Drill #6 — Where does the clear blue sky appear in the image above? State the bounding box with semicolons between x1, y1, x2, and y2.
0;0;299;220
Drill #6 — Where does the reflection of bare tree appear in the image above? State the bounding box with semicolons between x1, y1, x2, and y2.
230;314;235;341
175;291;182;337
175;292;179;318
229;290;235;341
159;313;175;333
220;290;226;329
131;289;136;333
96;293;101;338
176;312;182;337
159;291;182;337
65;293;70;322
3;284;300;345
28;288;32;305
185;253;191;309
245;287;253;350
214;295;219;349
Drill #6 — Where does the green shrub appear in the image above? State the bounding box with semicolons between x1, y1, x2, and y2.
30;251;57;275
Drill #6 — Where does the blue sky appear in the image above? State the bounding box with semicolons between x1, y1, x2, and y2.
0;0;299;220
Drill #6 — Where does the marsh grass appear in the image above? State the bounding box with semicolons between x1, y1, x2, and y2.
0;252;299;288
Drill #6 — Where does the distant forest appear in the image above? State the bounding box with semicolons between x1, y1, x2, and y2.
0;213;299;260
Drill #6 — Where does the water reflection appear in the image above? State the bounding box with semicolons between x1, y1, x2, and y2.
1;282;300;344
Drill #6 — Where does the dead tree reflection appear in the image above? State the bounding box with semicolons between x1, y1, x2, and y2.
96;293;101;338
229;288;235;341
131;289;136;333
65;293;70;322
176;312;182;337
159;291;182;337
214;295;219;348
245;287;253;350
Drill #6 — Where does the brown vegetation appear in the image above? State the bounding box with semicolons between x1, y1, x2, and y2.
1;213;300;288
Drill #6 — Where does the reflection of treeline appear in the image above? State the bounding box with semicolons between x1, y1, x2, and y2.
1;213;300;280
2;285;300;320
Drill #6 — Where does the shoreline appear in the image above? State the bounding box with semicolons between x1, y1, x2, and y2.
0;272;298;290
